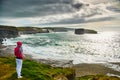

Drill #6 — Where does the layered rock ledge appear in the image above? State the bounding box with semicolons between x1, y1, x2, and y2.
75;28;97;34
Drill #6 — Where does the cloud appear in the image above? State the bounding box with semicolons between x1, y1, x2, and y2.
0;0;74;26
0;0;119;26
0;0;73;18
0;18;32;26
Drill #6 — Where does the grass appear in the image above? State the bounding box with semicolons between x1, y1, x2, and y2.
0;25;18;31
17;27;43;32
0;57;74;80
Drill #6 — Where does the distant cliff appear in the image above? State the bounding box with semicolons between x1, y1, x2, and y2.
75;28;97;34
17;27;49;34
0;25;18;44
44;27;70;32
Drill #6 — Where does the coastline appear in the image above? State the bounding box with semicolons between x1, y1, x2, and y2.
0;45;120;78
73;63;120;78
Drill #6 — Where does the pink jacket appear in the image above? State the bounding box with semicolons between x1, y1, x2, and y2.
14;42;23;59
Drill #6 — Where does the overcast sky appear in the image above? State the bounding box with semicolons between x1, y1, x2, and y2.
0;0;120;27
0;0;74;26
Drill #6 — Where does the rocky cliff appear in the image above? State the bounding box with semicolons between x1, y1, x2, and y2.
0;25;18;44
75;28;97;34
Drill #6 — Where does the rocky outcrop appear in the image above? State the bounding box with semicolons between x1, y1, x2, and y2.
35;59;73;68
84;29;97;34
75;28;97;34
75;29;84;34
0;25;18;44
0;45;15;57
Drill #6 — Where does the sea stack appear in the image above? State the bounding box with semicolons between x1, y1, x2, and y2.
75;28;97;34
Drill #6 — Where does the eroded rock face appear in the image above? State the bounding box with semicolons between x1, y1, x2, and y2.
75;29;84;34
0;45;15;57
0;25;18;44
75;28;97;34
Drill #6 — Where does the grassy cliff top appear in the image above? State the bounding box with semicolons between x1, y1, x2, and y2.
0;57;74;80
17;27;43;31
0;25;17;31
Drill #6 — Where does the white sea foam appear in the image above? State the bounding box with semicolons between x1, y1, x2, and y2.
2;38;16;45
107;73;120;78
104;63;120;72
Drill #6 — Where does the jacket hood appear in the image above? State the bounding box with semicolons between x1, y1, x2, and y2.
17;41;22;46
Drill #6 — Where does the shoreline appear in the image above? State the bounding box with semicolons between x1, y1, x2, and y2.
0;45;74;68
73;63;120;78
0;45;120;78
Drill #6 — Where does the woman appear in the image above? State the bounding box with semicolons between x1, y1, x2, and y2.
14;41;23;78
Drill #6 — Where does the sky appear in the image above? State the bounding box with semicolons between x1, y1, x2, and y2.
0;0;74;26
0;0;120;27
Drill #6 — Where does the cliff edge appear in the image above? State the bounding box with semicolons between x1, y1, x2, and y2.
0;25;18;44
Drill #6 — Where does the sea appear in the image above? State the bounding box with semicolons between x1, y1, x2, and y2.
3;31;120;64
